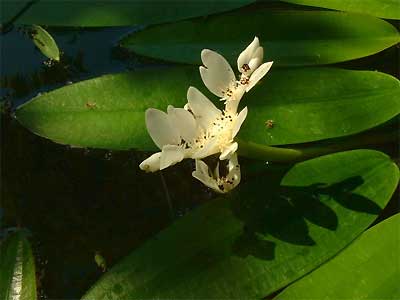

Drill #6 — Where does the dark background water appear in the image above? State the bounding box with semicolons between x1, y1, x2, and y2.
1;22;399;299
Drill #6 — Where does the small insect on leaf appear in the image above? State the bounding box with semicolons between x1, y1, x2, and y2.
265;120;275;128
86;102;97;109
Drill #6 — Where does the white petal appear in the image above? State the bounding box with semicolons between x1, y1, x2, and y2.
213;161;220;178
145;108;180;149
246;61;273;92
232;107;248;139
219;142;238;160
237;37;260;73
139;152;162;172
192;136;220;159
159;145;185;170
200;49;236;98
192;160;220;191
187;87;221;129
167;105;198;142
226;154;241;187
228;153;239;172
248;47;263;71
196;158;210;176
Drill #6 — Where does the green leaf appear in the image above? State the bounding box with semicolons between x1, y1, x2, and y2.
238;68;400;146
82;150;399;299
120;10;400;66
275;213;400;300
15;67;400;152
30;25;60;61
0;231;37;300
282;0;400;20
0;0;255;27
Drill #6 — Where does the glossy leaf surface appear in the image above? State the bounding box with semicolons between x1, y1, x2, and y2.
82;150;399;299
283;0;400;20
121;10;400;66
31;25;60;61
275;213;400;299
0;1;254;27
16;68;400;151
0;231;37;300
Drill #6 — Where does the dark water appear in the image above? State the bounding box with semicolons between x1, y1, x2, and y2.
1;24;399;299
0;26;215;298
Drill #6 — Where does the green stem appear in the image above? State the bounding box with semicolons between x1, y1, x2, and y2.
238;130;397;163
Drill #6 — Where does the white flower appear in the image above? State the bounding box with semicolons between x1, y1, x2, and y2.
192;153;241;194
139;87;248;172
199;36;273;112
139;106;194;172
186;87;247;160
140;36;273;193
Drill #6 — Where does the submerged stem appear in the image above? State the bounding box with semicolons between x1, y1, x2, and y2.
159;171;174;220
238;130;397;163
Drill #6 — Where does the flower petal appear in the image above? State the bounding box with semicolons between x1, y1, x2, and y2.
167;105;198;142
145;108;180;149
219;142;238;160
232;107;248;139
237;36;260;73
187;87;221;129
192;160;220;191
213;161;220;178
248;47;263;71
160;145;185;170
139;152;162;172
226;153;241;186
192;136;219;159
246;61;273;92
200;49;235;98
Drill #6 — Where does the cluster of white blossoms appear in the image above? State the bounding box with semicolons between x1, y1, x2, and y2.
139;37;273;193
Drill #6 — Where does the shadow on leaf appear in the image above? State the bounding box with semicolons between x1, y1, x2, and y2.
229;172;375;261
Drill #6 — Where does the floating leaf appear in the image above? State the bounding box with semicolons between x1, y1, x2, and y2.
121;9;400;66
0;231;37;300
0;1;255;27
283;0;400;20
82;150;399;299
30;25;60;61
275;213;400;299
15;68;400;154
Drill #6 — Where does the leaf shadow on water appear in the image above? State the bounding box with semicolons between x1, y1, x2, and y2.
229;171;381;261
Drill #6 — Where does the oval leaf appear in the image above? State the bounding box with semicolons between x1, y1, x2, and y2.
82;150;399;299
275;213;400;299
0;231;37;300
31;25;60;61
15;67;400;152
239;68;400;146
283;0;400;20
1;1;255;27
121;10;400;66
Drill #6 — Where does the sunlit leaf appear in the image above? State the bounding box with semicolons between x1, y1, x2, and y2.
15;68;400;153
30;25;60;61
275;213;400;300
82;150;399;299
0;231;37;300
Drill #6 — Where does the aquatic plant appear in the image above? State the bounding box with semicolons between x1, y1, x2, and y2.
1;1;399;299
